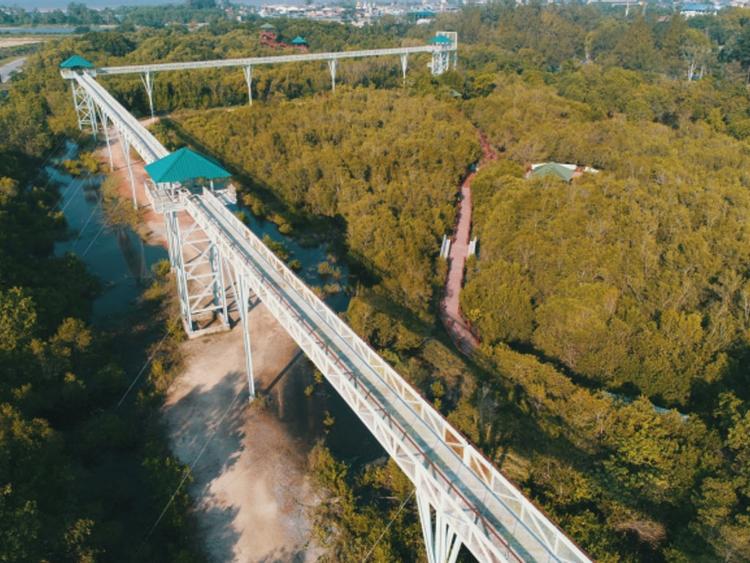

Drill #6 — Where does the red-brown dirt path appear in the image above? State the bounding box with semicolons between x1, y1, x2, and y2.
440;132;496;354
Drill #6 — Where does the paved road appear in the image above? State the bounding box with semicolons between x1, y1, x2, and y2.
0;57;26;83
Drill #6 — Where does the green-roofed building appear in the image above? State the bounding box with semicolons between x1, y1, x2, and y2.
143;147;234;212
259;23;275;30
291;36;308;46
60;55;94;69
528;162;576;182
145;147;231;185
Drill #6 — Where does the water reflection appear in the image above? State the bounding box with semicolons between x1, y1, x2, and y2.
51;141;167;323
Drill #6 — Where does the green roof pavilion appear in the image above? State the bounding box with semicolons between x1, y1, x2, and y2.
529;162;575;182
291;36;308;45
144;147;231;184
260;23;275;30
430;35;452;45
60;55;94;69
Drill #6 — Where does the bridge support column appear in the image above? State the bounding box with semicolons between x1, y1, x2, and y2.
117;129;138;209
141;71;155;118
400;53;408;84
430;50;451;76
417;490;462;563
170;211;194;333
86;92;98;141
170;216;231;338
210;244;229;327
243;65;253;106
235;271;256;400
328;59;337;93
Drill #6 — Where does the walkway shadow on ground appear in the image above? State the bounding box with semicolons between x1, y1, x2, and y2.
256;547;308;562
162;370;248;562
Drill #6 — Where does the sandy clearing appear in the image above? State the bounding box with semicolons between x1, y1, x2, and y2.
0;38;45;48
164;306;322;563
94;122;323;561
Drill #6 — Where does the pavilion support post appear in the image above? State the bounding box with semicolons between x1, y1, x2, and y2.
328;59;337;93
141;71;155;118
243;65;253;106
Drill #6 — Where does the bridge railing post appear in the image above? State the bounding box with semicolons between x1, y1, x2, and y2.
171;211;194;335
96;107;114;171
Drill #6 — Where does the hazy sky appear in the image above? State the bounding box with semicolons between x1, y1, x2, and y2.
9;0;168;8
5;1;268;9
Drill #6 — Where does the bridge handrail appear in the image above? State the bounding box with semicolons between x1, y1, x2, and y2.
75;73;167;163
97;45;453;76
195;189;590;563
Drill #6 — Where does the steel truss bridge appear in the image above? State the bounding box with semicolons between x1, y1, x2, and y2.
61;36;591;563
90;31;458;117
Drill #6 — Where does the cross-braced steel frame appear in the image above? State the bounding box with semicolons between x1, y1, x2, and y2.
62;36;592;561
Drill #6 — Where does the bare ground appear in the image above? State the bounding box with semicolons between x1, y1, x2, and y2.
0;38;45;48
164;307;322;562
95;124;323;561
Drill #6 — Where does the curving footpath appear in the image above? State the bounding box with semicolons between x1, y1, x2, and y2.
441;132;496;353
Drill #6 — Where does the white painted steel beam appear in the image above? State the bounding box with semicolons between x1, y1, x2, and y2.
97;44;454;76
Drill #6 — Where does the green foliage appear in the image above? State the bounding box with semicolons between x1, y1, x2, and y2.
171;88;478;315
0;36;203;563
308;444;422;562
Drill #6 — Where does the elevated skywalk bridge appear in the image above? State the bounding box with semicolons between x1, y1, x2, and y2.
60;39;592;562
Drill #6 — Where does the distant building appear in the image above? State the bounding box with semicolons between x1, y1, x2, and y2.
680;2;717;17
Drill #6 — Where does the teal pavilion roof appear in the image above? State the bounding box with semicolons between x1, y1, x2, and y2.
144;147;231;184
60;55;94;69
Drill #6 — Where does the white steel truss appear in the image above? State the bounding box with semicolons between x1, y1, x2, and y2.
169;209;230;337
96;40;457;77
62;41;592;560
